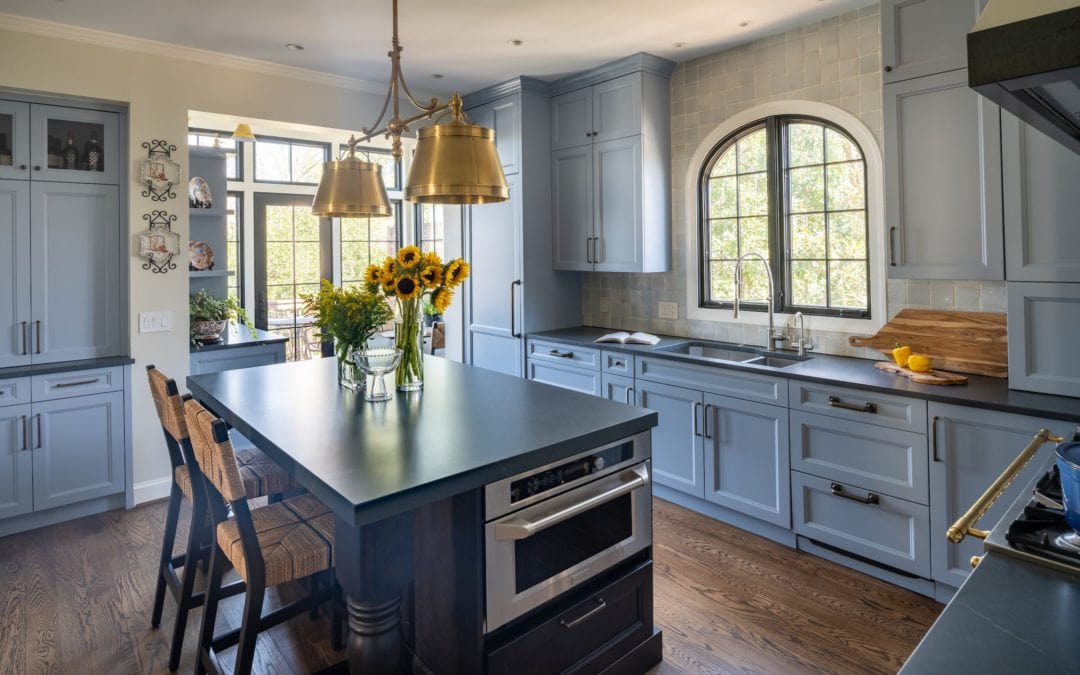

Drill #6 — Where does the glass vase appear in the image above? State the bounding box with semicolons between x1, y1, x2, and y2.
395;302;424;391
337;346;363;391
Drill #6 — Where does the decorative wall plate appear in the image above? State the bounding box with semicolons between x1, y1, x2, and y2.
138;211;181;274
189;240;215;271
139;140;181;202
188;176;213;208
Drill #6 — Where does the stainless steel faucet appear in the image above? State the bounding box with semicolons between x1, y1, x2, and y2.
793;311;814;357
733;252;787;352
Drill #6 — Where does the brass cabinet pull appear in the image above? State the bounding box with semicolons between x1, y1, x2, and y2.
830;482;880;505
54;378;100;388
510;280;521;338
560;597;607;629
548;349;574;359
931;415;941;462
828;396;877;414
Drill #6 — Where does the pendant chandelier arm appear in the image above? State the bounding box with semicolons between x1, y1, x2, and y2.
349;103;452;148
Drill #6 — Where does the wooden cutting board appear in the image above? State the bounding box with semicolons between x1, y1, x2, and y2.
848;309;1008;378
875;361;968;385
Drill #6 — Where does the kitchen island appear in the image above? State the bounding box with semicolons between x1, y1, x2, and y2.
188;355;660;674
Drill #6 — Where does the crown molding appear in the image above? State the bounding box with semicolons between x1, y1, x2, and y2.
0;12;389;96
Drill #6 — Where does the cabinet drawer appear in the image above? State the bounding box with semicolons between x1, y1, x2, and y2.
790;411;929;504
637;356;785;405
601;350;634;376
32;366;123;401
0;378;31;407
527;359;601;397
191;344;286;375
486;561;653;675
526;339;600;370
792;471;931;577
789;380;926;432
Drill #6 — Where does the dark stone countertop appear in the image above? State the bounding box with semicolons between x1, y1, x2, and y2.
190;324;288;353
188;355;657;526
529;327;1080;423
0;355;135;380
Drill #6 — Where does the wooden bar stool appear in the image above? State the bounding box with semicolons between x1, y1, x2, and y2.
146;365;299;671
184;398;343;675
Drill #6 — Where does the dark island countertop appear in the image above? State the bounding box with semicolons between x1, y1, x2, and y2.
0;355;135;380
190;324;288;352
188;355;657;526
530;327;1080;423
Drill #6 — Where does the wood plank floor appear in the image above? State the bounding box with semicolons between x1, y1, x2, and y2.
0;497;941;674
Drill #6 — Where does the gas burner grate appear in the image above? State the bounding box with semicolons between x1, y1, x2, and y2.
1005;465;1080;566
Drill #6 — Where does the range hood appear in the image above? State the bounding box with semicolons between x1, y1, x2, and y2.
967;1;1080;155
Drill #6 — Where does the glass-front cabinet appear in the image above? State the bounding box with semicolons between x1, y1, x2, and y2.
0;100;30;181
29;104;119;184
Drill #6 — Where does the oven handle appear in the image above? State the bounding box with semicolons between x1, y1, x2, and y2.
493;464;650;541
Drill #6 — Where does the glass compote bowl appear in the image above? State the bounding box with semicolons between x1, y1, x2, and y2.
353;348;403;402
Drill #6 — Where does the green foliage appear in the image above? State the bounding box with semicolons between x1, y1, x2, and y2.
189;290;255;338
301;280;394;358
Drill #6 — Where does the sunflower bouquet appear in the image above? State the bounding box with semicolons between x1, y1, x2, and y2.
364;245;469;389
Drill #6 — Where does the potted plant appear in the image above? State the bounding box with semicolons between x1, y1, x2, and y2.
302;280;394;389
189;290;254;344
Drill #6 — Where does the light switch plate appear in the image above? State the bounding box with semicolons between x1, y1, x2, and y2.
658;302;678;320
139;311;173;333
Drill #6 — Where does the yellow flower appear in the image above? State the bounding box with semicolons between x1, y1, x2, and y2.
395;275;422;300
433;287;454;314
419;265;443;289
364;264;382;285
421;251;442;269
445;259;470;287
396;245;422;269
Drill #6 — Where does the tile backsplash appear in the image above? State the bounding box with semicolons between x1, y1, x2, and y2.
579;2;1006;360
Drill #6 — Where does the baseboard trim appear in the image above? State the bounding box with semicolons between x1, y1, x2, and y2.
134;476;173;505
654;485;797;548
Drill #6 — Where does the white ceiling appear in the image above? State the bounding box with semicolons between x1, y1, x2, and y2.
1;0;870;93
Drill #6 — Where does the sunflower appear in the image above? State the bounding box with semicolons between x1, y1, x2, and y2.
396;245;422;269
421;251;442;269
445;259;470;287
394;275;422;300
432;287;454;314
364;264;383;285
419;265;443;289
381;274;396;294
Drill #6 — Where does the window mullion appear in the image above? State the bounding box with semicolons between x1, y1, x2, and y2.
766;117;785;313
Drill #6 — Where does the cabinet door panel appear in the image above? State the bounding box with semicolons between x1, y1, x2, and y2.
0;404;33;520
552;146;593;271
29;104;119;184
30;182;121;363
592;73;642;142
637;381;703;498
471;98;520;175
881;0;984;83
550;88;592;151
928;403;1072;588
466;174;522;377
527;360;601;396
593;136;642;273
32;391;125;511
704;394;790;527
885;70;1003;279
1002;112;1080;282
0;180;30;368
602;372;635;405
0;100;30;180
1006;282;1080;398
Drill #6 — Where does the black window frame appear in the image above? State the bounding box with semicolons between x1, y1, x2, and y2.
253;134;331;185
698;114;871;320
338;200;404;288
187;127;243;181
415;203;445;258
337;144;401;191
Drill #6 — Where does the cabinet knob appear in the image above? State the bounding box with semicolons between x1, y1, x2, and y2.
33;165;41;171
19;164;26;170
585;132;592;137
884;65;893;72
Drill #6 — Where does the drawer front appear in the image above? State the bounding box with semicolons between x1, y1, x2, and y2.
637;356;785;405
526;339;600;370
527;359;601;397
601;350;634;376
0;378;31;407
31;366;124;401
789;380;927;432
790;411;929;504
792;471;930;577
486;561;653;675
191;344;286;375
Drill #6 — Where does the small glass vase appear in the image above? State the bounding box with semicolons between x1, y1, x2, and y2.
395;302;424;391
337;347;364;391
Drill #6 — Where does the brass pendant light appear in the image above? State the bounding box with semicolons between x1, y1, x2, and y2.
311;0;507;217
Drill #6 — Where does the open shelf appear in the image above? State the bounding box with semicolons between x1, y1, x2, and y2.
189;270;234;278
189;207;228;217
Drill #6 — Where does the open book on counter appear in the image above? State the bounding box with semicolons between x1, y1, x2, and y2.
592;331;661;346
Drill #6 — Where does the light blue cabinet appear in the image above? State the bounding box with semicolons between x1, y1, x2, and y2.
602;372;635;405
704;394;790;528
636;379;704;498
29;104;120;184
928;403;1073;588
1007;283;1080;398
551;145;592;271
0;99;30;180
880;0;985;84
527;359;601;397
592;136;644;273
0;180;30;368
468;95;519;175
0;404;33;520
550;72;642;150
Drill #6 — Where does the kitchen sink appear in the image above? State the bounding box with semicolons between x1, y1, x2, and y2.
743;355;805;368
654;341;810;369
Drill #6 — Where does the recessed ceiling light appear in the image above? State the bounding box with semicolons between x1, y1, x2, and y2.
285;43;305;51
432;73;444;79
738;21;752;28
507;39;523;47
672;42;686;48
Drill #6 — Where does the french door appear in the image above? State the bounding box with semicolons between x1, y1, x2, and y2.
253;194;331;361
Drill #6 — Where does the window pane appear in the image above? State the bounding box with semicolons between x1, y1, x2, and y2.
710;145;737;177
830;261;868;309
708;218;738;260
737;128;767;173
370;214;397;242
265;205;293;241
740;216;769;257
791;261;828;306
341;218;368;241
826;161;865;211
789;166;825;213
708;176;737;218
710;260;736;301
339;203;401;285
266;243;294;285
788;123;824;168
294;242;320;284
294;208;320;241
341;242;371;281
737;172;768;217
737;260;770;302
370;153;397;190
292;144;325;184
790;213;826;259
826;128;861;163
255;141;291;181
829;212;867;259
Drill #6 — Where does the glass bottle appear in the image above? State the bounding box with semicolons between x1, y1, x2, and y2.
0;134;11;167
62;131;80;170
84;131;103;172
47;136;62;168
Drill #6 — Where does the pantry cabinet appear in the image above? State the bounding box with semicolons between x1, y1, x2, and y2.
0;180;30;369
880;0;985;84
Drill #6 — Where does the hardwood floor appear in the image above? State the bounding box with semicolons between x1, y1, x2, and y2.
0;497;941;674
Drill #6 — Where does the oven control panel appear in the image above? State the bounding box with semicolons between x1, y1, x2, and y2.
510;441;633;504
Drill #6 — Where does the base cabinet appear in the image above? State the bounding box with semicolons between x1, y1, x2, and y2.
0;404;33;519
602;372;635;405
636;380;704;499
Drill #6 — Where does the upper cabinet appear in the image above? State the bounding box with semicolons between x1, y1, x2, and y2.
469;96;520;175
549;54;674;274
29;104;119;184
0;100;30;181
881;0;985;84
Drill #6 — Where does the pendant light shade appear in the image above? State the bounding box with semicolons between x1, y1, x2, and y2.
311;155;391;217
231;123;257;143
405;117;509;204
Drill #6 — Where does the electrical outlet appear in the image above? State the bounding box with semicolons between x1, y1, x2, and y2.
139;311;173;333
658;301;678;320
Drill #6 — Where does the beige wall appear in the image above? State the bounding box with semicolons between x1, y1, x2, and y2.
0;25;429;500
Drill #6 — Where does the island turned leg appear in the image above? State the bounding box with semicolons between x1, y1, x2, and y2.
335;511;415;675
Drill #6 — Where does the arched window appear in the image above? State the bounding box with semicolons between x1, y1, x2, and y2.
700;116;869;318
